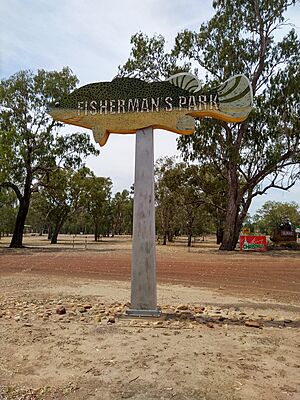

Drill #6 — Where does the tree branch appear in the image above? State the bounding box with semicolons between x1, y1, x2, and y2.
241;149;295;196
251;0;268;93
0;182;23;202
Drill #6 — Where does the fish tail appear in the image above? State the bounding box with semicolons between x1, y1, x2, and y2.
217;74;253;121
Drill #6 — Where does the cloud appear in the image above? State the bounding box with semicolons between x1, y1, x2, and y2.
1;0;299;212
0;0;214;81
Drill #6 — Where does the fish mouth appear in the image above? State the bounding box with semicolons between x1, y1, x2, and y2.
63;115;84;123
48;108;84;124
56;115;85;125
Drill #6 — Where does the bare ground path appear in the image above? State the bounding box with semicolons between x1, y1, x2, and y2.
0;235;299;399
1;235;299;303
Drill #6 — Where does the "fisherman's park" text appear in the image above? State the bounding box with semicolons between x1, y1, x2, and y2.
77;94;219;115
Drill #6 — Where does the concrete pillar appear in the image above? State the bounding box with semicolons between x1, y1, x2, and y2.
127;127;159;316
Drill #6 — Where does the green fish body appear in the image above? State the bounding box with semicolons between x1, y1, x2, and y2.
49;73;253;146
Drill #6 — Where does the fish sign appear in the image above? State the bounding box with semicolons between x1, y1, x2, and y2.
49;72;253;146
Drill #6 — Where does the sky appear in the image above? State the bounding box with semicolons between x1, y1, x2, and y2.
0;0;299;215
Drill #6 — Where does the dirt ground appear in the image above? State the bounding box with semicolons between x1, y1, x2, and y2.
0;235;299;400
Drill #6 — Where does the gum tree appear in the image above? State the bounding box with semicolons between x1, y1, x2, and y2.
111;190;133;236
253;201;300;233
81;173;112;241
39;167;93;244
0;189;17;238
119;0;300;250
155;158;222;245
0;68;99;247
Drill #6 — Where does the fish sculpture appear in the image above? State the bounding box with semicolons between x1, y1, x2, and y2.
49;72;253;146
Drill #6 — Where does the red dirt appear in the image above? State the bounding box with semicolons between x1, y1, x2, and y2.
1;238;299;303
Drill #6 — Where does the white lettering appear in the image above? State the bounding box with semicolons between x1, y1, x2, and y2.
128;98;140;112
210;94;218;109
165;97;173;112
198;95;207;110
78;101;84;115
109;100;116;114
78;94;218;115
151;97;160;112
179;96;187;110
90;100;97;115
99;100;108;114
141;98;149;112
117;99;126;113
188;96;197;111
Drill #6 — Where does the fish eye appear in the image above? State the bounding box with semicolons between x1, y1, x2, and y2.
55;101;60;107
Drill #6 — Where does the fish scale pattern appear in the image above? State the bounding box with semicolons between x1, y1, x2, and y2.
55;77;218;111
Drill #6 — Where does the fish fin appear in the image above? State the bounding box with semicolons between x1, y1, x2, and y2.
99;131;110;147
176;115;195;131
92;126;109;146
217;74;253;119
166;72;202;93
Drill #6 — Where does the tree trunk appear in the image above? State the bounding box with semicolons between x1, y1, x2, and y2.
187;233;192;247
167;231;174;242
51;218;65;244
10;193;31;248
9;148;33;248
233;200;252;249
219;163;239;251
219;175;253;251
94;223;99;242
219;205;240;250
50;226;59;244
47;225;52;240
216;227;224;244
233;221;243;249
163;232;167;245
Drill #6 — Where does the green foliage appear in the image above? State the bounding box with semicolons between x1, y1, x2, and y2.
25;192;49;234
155;157;180;241
119;0;300;250
118;32;191;81
0;68;99;246
253;201;300;233
81;174;112;240
36;167;98;243
0;68;98;190
175;1;300;176
0;189;17;236
111;190;133;235
155;157;217;244
26;167;114;241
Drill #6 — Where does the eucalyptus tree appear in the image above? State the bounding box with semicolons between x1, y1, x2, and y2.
111;190;133;236
25;191;49;235
119;0;300;250
0;189;17;238
82;174;112;241
154;157;180;244
39;167;95;244
253;201;300;233
155;157;216;246
0;68;99;247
